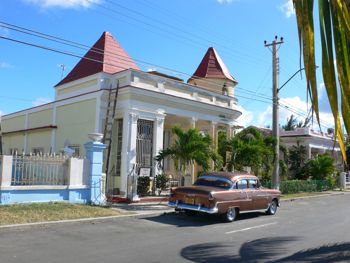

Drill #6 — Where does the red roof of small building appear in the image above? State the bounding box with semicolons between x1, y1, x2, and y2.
56;31;139;86
189;47;237;83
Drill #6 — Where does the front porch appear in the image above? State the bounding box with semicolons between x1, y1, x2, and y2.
105;112;237;202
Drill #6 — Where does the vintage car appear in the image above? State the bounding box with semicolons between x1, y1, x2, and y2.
168;172;281;222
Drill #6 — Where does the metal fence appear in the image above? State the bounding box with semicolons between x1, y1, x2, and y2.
11;154;69;186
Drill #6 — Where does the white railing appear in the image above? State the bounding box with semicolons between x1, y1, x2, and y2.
11;154;69;186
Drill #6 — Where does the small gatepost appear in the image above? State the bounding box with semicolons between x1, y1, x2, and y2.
85;133;107;205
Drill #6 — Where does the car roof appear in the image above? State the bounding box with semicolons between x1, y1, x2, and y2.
202;172;258;182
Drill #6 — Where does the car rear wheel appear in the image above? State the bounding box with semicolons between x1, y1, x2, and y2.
266;200;278;215
225;207;238;222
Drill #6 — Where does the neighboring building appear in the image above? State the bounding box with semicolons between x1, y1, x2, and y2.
250;125;343;168
1;32;242;197
280;127;343;169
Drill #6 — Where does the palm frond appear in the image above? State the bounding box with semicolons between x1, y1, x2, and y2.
293;0;350;163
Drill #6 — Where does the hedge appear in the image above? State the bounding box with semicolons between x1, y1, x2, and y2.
261;180;332;194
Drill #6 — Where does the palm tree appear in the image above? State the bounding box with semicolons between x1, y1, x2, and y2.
305;154;335;180
282;115;299;131
155;126;216;185
293;1;350;162
288;141;308;179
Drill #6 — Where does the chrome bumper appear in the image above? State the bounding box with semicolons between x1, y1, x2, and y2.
168;201;218;214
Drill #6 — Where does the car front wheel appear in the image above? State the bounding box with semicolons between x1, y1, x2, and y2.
225;207;238;222
266;200;278;215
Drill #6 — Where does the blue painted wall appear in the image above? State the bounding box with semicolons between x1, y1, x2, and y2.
0;188;90;205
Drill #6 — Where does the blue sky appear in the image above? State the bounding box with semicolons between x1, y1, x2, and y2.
0;0;334;129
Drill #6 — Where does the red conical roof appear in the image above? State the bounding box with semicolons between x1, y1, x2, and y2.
56;32;139;86
190;47;237;83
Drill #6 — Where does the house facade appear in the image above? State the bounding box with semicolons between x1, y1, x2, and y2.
280;127;343;169
1;32;243;198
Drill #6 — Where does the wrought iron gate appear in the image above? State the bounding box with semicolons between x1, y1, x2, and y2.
136;119;154;176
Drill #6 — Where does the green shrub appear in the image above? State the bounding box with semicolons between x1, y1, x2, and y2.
155;173;169;195
262;179;331;194
326;175;336;190
137;176;151;196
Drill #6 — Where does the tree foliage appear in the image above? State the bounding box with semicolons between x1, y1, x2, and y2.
226;127;281;180
282;115;311;131
304;154;335;180
288;141;308;179
293;0;350;163
155;126;219;177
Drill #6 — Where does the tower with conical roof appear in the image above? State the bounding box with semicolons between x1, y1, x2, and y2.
188;47;237;97
56;31;139;87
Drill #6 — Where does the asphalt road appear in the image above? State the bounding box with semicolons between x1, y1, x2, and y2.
1;194;350;263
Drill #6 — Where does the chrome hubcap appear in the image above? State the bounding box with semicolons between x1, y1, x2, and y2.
227;208;235;221
270;202;277;214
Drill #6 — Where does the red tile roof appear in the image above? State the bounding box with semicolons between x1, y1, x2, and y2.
56;32;139;86
189;47;237;83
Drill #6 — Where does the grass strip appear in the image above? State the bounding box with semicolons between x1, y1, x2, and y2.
0;202;132;225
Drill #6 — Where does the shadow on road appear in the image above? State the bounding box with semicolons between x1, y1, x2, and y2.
180;237;350;262
142;211;268;227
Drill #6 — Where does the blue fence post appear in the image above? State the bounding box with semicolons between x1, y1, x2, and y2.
84;133;107;205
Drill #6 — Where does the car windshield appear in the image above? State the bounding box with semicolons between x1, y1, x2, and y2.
194;176;232;189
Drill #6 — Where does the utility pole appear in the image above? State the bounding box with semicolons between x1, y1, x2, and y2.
265;36;283;189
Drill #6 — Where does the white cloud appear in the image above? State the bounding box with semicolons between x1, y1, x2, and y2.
0;62;13;69
32;97;52;107
280;0;295;18
23;0;100;9
217;0;233;4
236;105;254;127
257;96;335;129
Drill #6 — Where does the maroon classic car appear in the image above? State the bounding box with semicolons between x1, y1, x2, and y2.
168;172;281;222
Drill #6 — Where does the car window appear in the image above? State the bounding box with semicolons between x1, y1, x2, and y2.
194;176;232;189
237;179;248;190
248;179;258;189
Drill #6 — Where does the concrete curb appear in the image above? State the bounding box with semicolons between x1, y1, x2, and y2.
0;210;171;229
281;191;350;202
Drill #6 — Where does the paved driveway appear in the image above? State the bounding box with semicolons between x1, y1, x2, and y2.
1;194;350;262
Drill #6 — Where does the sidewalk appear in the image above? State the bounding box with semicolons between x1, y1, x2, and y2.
112;201;172;215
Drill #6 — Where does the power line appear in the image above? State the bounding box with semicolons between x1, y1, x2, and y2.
0;21;270;97
0;24;336;130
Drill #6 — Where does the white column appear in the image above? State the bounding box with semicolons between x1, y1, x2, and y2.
120;111;139;199
190;117;197;184
307;145;312;159
211;121;217;149
226;125;232;139
191;117;197;129
120;111;135;195
153;116;165;176
95;92;102;133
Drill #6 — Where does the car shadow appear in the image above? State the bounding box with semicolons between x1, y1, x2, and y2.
141;211;268;227
180;237;350;262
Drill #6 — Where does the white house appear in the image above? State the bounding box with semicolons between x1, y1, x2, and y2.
1;32;243;199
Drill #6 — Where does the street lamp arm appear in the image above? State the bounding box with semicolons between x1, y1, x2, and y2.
278;68;305;92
